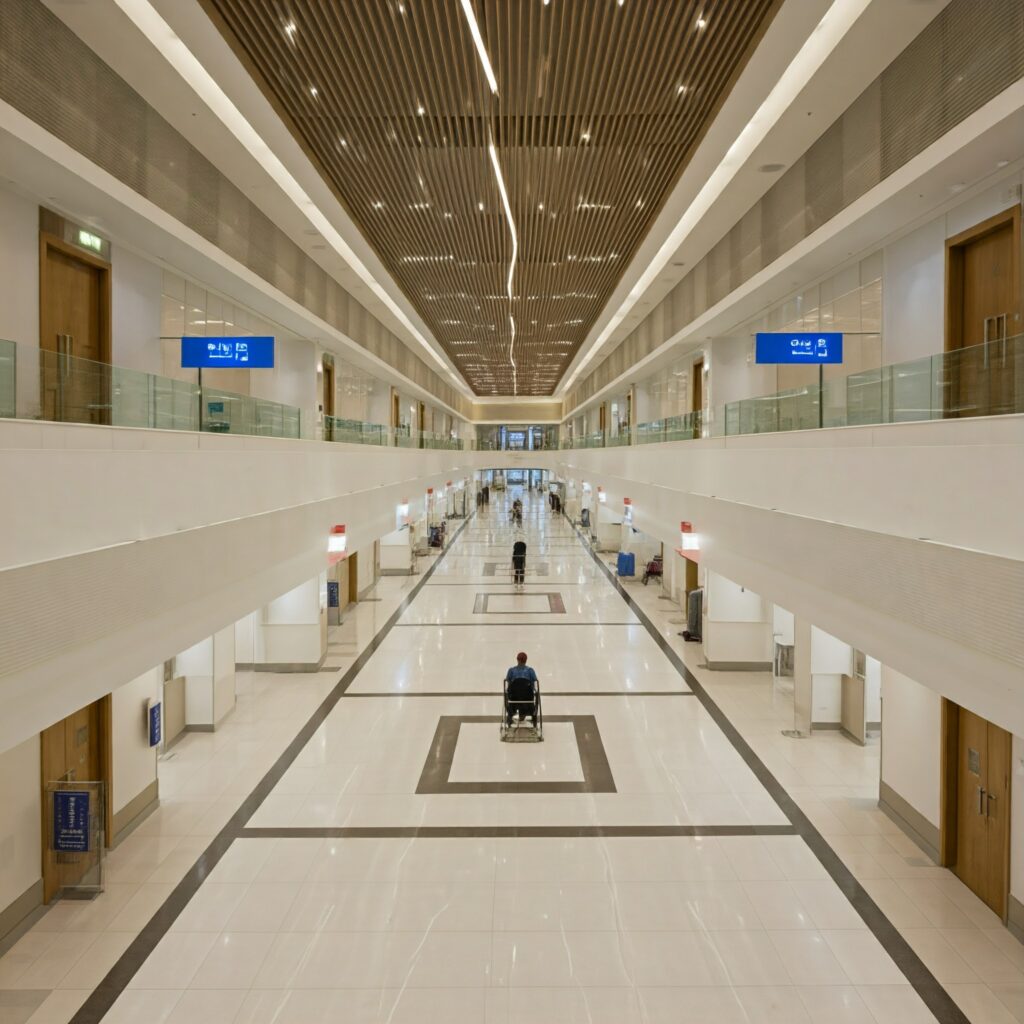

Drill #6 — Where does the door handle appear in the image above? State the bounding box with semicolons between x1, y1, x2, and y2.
986;792;997;819
996;313;1007;365
977;785;986;815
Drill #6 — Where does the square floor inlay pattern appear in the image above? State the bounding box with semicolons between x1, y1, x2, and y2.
449;722;583;783
417;715;615;793
473;591;566;614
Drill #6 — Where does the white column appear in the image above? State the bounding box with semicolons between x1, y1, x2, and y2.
177;625;236;729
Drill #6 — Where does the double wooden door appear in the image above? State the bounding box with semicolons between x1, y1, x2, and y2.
39;233;111;424
945;208;1020;416
953;707;1011;917
40;699;108;902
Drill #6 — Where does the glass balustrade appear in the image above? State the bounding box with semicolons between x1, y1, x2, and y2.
0;340;15;419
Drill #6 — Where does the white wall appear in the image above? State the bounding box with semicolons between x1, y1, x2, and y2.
112;251;163;374
703;570;772;665
880;666;941;827
0;736;41;917
260;577;325;665
0;186;40;418
110;667;160;814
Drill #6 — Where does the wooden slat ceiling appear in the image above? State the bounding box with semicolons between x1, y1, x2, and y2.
202;0;778;395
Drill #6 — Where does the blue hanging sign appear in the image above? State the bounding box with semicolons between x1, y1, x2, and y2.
755;332;843;364
181;336;275;368
53;790;90;852
148;700;162;748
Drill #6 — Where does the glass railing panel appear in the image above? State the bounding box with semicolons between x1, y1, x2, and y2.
0;339;16;419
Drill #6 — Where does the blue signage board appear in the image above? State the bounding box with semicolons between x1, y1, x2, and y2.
148;701;162;748
755;332;843;364
53;790;90;852
327;581;340;608
181;336;275;368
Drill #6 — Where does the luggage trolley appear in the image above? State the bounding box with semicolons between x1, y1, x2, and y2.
500;678;543;742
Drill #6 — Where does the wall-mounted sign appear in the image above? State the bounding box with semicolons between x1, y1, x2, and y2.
623;498;633;525
181;336;275;369
755;332;843;364
327;581;340;608
53;790;90;852
147;699;162;748
77;229;104;253
327;525;347;565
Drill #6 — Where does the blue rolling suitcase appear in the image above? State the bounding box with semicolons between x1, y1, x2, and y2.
616;551;635;577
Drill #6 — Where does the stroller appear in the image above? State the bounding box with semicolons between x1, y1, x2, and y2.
500;676;543;742
642;554;664;586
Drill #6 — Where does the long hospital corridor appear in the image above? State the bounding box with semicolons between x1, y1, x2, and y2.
3;487;1001;1024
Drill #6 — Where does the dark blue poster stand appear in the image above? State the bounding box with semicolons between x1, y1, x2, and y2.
53;790;90;852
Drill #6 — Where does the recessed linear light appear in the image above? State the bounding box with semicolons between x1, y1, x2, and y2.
310;86;318;97
284;21;297;38
339;138;348;147
372;201;384;210
459;0;499;94
578;200;612;211
677;84;688;96
477;201;485;211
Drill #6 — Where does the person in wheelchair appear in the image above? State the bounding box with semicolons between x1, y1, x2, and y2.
504;651;538;726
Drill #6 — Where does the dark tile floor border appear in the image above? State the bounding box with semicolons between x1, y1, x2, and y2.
394;621;639;626
238;824;798;839
416;714;615;794
568;518;968;1024
341;690;695;698
68;516;477;1024
472;591;566;614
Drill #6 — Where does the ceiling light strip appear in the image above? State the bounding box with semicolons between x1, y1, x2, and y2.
562;0;871;395
459;0;499;94
488;139;518;395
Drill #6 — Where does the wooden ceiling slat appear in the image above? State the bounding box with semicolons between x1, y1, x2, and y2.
202;0;777;394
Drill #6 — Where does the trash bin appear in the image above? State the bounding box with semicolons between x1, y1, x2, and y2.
616;551;635;577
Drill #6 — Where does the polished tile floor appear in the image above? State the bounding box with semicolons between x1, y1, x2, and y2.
1;490;1022;1023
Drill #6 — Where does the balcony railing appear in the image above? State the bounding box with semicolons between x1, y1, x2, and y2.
718;334;1024;436
0;339;464;449
632;335;1023;448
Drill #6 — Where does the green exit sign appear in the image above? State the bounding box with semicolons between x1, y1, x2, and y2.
77;229;104;253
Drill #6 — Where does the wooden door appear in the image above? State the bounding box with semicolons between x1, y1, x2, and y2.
348;554;359;604
322;358;335;418
40;698;108;902
945;208;1020;416
691;359;704;417
598;404;607;435
39;234;111;424
951;706;1011;917
391;391;401;429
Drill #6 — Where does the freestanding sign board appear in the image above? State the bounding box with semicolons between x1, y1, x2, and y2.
53;790;90;852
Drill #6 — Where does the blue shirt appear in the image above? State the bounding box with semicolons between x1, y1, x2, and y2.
505;665;538;685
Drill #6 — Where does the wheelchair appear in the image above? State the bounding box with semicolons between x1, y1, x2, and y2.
500;678;543;742
642;554;664;586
